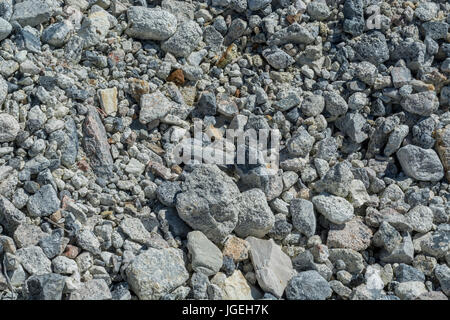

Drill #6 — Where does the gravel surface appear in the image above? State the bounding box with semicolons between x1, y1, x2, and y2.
0;0;449;301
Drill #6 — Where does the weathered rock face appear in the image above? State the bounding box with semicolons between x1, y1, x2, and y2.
397;145;444;182
82;107;114;178
246;236;295;298
126;247;189;300
176;165;241;243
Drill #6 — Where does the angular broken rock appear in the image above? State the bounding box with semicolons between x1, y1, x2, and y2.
125;6;177;41
26;184;60;217
98;87;118;116
0;113;20;142
126;247;189;300
290;198;316;238
176;165;240;243
15;246;52;276
233;188;275;238
327;217;373;251
435;125;450;182
211;270;253;300
246;236;295;298
312;193;354;225
0;195;26;233
69;279;112;300
397;145;444;182
82;106;114;178
187;231;223;276
139;91;172;124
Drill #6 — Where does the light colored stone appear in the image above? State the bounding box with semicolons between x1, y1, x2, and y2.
246;236;295;298
98;87;118;116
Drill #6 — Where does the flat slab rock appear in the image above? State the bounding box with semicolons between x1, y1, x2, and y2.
246;236;295;298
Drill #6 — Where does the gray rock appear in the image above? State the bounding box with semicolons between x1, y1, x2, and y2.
247;0;271;11
401;91;439;116
75;229;101;255
0;195;26;233
414;1;438;22
373;221;402;253
434;264;450;296
343;0;364;36
307;1;330;21
224;18;247;46
397;145;444;182
126;247;189;300
0;17;11;41
395;281;427;300
42;21;72;47
13;223;46;248
15;246;52;275
421;225;450;258
176;165;240;243
126;6;177;40
23;273;66;300
301;94;324;117
353;31;389;65
26;184;60;217
233;189;275;238
314;161;354;198
391;67;412;88
328;248;364;274
156;181;181;207
380;233;414;264
394;264;425;283
335;113;368;143
324;91;348;118
290;198;316;237
119;217;153;245
246;236;295;298
312;194;354;225
0;113;20;142
405;205;434;233
82;107;114;178
286;128;314;157
384;125;409;156
262;47;295;70
187;231;223;276
11;0;54;27
139;91;172;124
286;271;332;300
70;279;112;300
162;20;202;57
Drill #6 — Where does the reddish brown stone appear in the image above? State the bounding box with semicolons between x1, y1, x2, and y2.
63;245;80;259
167;69;185;86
